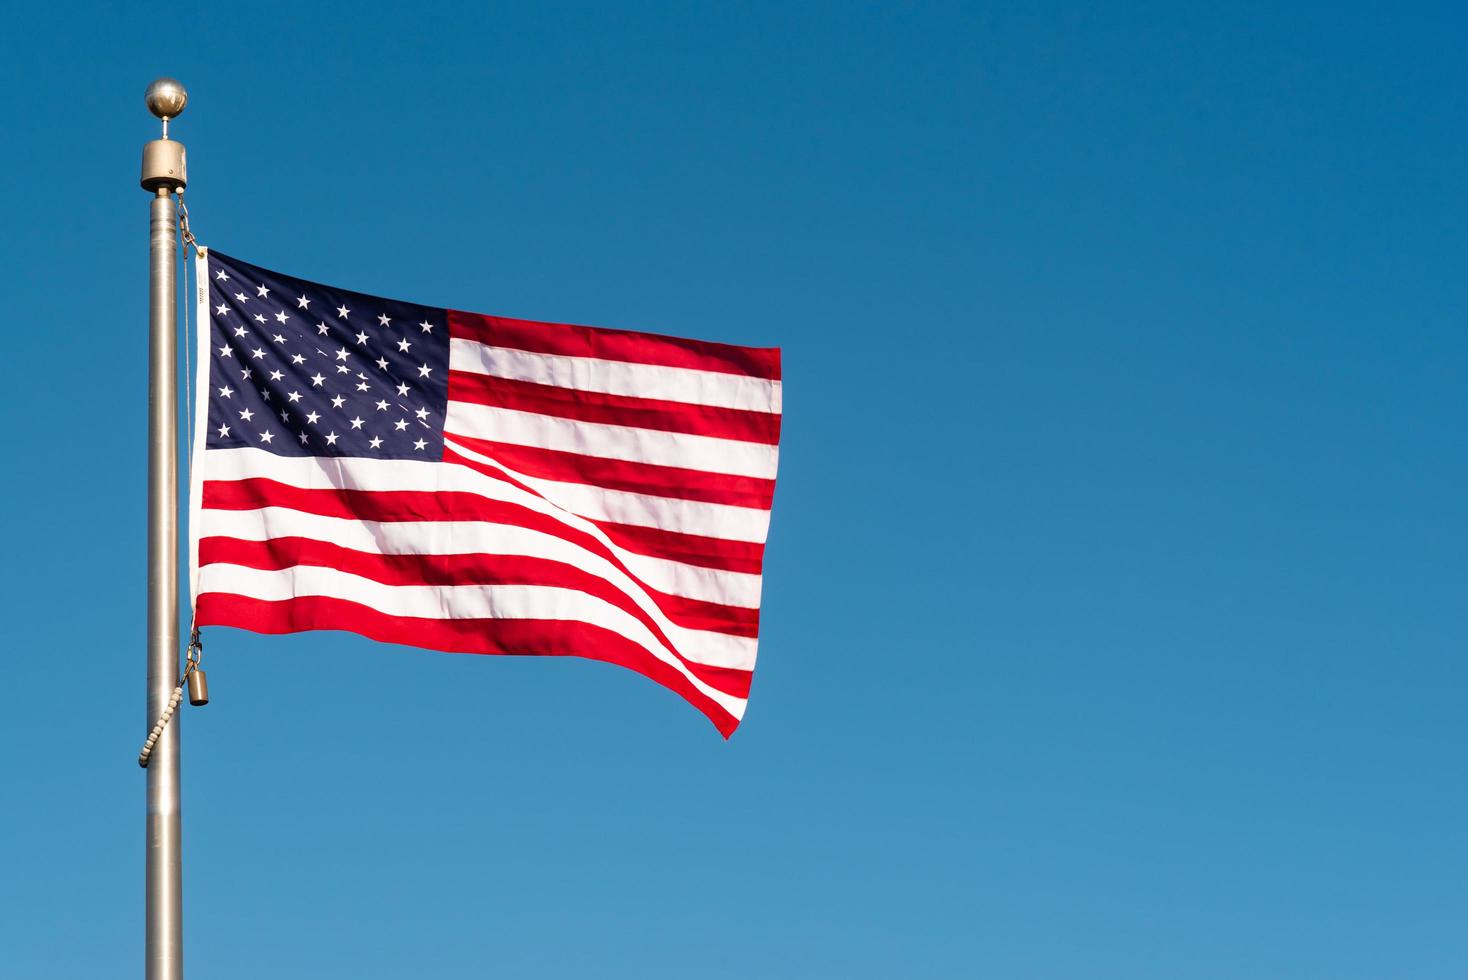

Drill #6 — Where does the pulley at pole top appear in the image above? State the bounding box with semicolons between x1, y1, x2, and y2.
140;78;188;193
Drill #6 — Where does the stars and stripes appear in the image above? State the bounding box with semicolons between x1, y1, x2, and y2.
189;249;782;735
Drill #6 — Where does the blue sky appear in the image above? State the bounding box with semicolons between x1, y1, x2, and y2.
2;2;1465;977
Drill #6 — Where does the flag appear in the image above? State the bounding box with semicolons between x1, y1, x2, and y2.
189;249;782;736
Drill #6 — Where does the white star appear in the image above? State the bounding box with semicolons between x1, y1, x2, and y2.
393;418;408;431
419;320;433;333
337;305;350;319
239;408;254;421
232;325;247;338
325;431;339;446
256;284;270;298
218;385;233;398
296;295;311;309
235;292;248;303
275;311;290;324
269;370;284;381
417;363;433;378
217;424;231;437
272;333;286;344
355;331;369;345
280;410;290;422
251;347;266;360
396;338;412;353
305;411;320;424
287;390;302;403
317;322;330;336
350;416;364;429
396;383;411;396
375;400;389;411
331;395;346;408
355;381;370;392
216;270;229;281
413;438;427;450
290;354;306;365
299;432;309;444
369;436;383;449
216;303;229;316
240;367;252;380
377;313;391;327
335;347;350;362
218;345;233;358
335;365;350;374
415;407;429;420
260;389;271;401
254;313;267;324
376;356;389;370
259;430;274;444
310;373;325;387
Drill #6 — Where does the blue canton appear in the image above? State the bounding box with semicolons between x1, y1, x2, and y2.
204;251;450;460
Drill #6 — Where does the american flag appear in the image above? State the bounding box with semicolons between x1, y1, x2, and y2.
189;249;782;736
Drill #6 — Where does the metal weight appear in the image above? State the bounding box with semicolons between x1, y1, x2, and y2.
187;669;209;706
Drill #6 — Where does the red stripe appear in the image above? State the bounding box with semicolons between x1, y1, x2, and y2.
444;432;776;511
447;370;781;445
596;521;767;577
448;309;781;381
195;593;742;737
201;534;759;649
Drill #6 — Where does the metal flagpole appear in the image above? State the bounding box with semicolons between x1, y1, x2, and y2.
141;77;188;980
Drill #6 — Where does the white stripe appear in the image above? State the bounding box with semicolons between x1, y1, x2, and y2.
198;505;759;670
445;402;778;479
444;436;772;543
199;563;747;719
450;339;783;414
196;448;764;606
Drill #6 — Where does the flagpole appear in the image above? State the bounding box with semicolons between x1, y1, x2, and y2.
141;77;188;980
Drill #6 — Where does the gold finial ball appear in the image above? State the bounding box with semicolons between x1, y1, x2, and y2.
145;78;188;120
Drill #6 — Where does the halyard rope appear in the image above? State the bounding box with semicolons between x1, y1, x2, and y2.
138;197;205;770
178;194;197;491
138;630;203;768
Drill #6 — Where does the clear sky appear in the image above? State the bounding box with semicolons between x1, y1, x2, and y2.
2;2;1464;977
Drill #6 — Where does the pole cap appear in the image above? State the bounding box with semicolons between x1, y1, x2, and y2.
145;78;188;121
